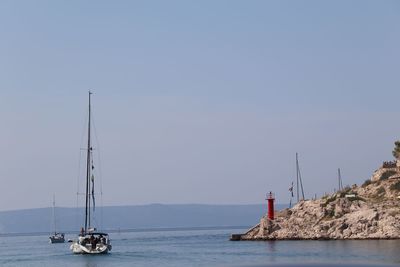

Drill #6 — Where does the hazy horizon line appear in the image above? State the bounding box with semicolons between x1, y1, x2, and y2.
0;202;289;213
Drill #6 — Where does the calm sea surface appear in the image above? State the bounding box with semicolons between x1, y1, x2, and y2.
0;228;399;267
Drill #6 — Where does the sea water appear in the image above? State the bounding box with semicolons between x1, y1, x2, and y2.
0;228;399;267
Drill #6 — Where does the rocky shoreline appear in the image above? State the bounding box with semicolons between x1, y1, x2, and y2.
233;164;400;241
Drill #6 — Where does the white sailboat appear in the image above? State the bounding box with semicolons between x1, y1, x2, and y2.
70;92;112;254
49;194;65;243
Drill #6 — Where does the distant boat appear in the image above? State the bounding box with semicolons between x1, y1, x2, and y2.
70;92;112;254
49;194;65;244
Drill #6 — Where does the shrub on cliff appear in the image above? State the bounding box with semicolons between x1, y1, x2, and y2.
321;195;337;207
376;186;386;195
392;140;400;160
362;179;372;187
380;170;396;180
389;181;400;191
347;195;366;202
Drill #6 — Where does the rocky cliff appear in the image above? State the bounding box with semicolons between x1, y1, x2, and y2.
239;166;400;240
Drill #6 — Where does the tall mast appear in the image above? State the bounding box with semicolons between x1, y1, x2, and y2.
299;164;305;200
296;153;299;202
296;152;305;201
53;194;56;234
84;91;92;233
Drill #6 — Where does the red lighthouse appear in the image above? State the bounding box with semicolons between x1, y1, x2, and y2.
266;191;275;220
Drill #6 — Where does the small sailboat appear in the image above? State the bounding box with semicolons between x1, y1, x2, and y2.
70;92;112;254
49;194;65;243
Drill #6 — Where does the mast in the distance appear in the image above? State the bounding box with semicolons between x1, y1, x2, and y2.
338;168;343;191
296;152;305;202
53;194;56;234
296;153;299;202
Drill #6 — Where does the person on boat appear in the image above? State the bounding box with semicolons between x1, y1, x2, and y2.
79;227;84;237
90;235;97;250
99;234;105;244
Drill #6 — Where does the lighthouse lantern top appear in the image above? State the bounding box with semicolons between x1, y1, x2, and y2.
266;191;275;200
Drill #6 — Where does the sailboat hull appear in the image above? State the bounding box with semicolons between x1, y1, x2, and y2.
70;242;111;254
70;233;112;255
49;236;65;243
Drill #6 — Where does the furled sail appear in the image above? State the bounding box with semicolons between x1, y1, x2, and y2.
91;174;95;211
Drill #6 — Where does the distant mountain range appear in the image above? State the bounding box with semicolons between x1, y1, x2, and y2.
0;204;287;234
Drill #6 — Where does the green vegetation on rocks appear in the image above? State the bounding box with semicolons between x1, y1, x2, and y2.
362;179;372;187
392;140;400;160
389;181;400;191
376;186;386;195
380;170;396;180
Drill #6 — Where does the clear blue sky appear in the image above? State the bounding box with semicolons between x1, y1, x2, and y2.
0;0;399;210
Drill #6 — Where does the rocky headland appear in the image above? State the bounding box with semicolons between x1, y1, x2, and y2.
236;161;400;240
